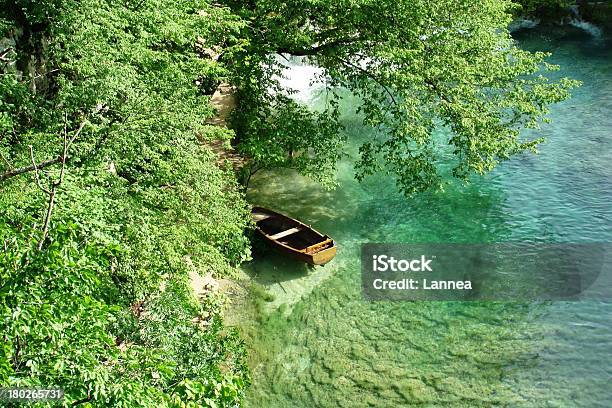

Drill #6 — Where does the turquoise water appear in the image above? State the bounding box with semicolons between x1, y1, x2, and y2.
243;27;612;407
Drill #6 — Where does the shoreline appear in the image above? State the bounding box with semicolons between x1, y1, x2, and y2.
201;83;247;171
189;83;249;307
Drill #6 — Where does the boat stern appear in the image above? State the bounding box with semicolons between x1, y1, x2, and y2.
311;245;337;265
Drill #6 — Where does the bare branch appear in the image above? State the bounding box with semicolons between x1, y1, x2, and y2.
57;112;69;186
30;116;88;250
28;144;54;251
68;119;87;148
28;146;51;195
37;116;88;250
33;68;60;80
38;189;56;251
0;118;88;183
0;47;13;62
0;150;13;169
0;156;62;182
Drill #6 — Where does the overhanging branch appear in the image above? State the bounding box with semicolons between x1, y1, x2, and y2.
277;36;362;57
335;56;399;107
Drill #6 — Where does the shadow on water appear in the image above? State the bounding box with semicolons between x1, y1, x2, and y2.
243;237;312;285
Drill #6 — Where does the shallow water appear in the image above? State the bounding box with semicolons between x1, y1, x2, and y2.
242;27;612;407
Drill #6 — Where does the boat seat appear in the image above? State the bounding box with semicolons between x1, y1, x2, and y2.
253;213;272;222
268;227;301;240
302;238;333;254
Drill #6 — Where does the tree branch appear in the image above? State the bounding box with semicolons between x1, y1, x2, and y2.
37;114;81;250
0;118;88;184
242;161;263;191
335;56;399;107
38;189;56;250
0;47;13;62
277;36;362;56
29;144;54;251
72;384;92;406
29;146;51;195
0;150;14;169
26;116;88;250
0;156;63;182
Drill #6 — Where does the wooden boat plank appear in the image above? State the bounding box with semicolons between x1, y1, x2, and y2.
268;227;302;240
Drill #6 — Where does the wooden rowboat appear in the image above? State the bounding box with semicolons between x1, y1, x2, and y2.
251;206;337;265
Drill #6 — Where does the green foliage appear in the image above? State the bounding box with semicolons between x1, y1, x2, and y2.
0;226;250;405
1;0;250;406
234;86;345;189
513;0;573;17
223;0;578;194
0;222;119;402
110;283;250;407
